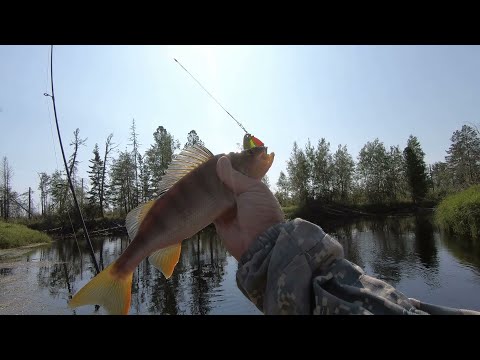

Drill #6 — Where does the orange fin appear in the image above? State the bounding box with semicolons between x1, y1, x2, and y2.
148;243;182;279
68;261;133;315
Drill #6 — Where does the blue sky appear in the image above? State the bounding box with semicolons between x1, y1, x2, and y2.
1;45;479;207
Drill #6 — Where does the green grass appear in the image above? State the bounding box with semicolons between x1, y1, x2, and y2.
0;221;53;249
281;205;299;219
435;185;480;239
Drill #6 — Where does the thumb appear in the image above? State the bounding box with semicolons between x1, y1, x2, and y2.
216;156;258;195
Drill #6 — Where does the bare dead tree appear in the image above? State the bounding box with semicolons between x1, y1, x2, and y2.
68;128;87;182
1;156;13;220
100;133;117;217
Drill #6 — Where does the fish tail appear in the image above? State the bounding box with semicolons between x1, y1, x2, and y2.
68;261;133;315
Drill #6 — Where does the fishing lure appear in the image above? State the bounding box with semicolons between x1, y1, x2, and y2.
243;133;264;150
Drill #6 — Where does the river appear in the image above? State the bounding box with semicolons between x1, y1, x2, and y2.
1;214;479;314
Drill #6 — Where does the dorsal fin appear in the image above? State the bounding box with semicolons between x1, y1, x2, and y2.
124;144;214;241
157;144;214;194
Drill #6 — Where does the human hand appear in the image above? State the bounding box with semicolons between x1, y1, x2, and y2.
214;156;284;261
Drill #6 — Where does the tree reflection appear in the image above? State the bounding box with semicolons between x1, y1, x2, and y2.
413;215;438;269
368;218;404;286
147;264;183;315
329;221;356;264
186;230;228;314
11;213;480;314
441;231;480;271
326;215;440;287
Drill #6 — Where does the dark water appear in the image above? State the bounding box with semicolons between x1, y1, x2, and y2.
1;214;480;314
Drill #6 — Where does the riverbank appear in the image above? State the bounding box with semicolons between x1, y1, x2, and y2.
435;185;480;238
0;221;53;249
20;215;127;238
283;200;436;223
19;200;438;239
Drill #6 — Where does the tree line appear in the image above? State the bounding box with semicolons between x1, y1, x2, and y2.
274;124;480;207
1;120;205;221
1;122;479;221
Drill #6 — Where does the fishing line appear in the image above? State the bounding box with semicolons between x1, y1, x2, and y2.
173;58;249;135
174;57;267;206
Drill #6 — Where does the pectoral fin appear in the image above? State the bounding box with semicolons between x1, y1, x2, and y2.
125;200;156;241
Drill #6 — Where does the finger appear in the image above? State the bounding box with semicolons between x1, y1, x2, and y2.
215;206;237;225
216;156;258;195
213;218;225;233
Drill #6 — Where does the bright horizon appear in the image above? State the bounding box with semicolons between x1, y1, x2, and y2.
1;45;479;210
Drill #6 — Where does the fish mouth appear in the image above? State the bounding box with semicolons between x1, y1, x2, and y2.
256;147;275;171
265;151;275;167
242;146;275;179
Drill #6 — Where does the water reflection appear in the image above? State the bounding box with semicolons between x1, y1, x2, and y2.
441;231;480;273
327;215;442;288
1;214;480;314
414;215;438;269
17;226;251;315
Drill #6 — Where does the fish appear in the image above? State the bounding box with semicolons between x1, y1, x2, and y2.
68;144;274;315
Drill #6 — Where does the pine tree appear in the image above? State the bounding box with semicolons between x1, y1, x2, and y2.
87;144;104;215
403;135;428;203
184;130;204;149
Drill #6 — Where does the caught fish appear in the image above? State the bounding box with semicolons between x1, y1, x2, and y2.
68;144;274;315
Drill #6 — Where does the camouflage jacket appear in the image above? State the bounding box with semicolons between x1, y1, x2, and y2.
236;218;480;315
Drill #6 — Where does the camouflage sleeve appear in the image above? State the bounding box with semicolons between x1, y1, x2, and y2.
236;218;480;315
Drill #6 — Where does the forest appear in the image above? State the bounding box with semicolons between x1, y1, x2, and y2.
1;121;480;234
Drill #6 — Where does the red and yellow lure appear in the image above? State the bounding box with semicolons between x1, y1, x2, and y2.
243;133;265;150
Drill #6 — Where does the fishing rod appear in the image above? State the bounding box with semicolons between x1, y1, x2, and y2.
173;58;264;149
44;45;100;275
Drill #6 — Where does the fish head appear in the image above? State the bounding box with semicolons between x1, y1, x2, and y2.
228;146;275;180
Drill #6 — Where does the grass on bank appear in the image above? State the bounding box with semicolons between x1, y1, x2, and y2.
0;221;53;249
435;185;480;239
281;205;299;219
